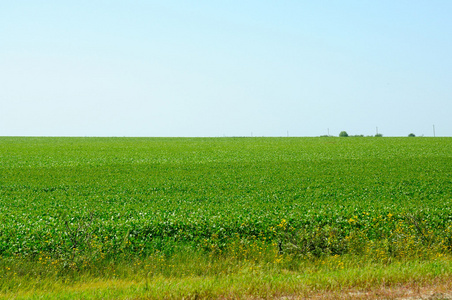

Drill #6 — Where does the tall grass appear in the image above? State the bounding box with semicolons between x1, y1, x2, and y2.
1;237;452;299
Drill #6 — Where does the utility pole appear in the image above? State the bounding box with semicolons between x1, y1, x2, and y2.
376;127;378;135
433;125;436;137
327;128;330;136
287;130;289;137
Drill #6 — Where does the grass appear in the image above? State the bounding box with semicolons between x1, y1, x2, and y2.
2;253;452;299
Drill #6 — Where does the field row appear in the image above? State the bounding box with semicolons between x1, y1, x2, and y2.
1;137;451;261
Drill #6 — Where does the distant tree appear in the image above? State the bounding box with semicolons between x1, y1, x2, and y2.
339;131;348;137
375;133;383;137
408;133;416;137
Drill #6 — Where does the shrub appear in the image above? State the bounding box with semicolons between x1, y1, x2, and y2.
375;133;383;137
339;131;348;137
408;133;416;137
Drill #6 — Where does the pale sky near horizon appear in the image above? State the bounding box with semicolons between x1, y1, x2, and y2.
1;1;451;137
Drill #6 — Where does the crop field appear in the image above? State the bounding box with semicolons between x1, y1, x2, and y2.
1;137;452;299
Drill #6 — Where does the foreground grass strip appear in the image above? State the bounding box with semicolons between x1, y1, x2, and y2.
2;257;452;299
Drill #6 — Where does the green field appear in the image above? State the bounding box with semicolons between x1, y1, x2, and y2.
1;137;452;299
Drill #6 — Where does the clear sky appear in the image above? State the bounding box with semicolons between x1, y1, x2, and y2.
1;1;451;137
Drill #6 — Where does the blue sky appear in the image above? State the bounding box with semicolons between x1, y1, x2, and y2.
1;1;451;137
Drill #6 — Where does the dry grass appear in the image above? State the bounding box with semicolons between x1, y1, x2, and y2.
305;280;452;300
1;261;452;299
